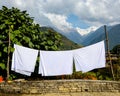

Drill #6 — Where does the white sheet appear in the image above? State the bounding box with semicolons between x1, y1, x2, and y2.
74;41;106;73
39;50;73;76
11;44;38;76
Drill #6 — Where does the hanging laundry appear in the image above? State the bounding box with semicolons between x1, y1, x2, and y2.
11;44;38;76
39;50;73;76
12;51;31;76
73;41;106;73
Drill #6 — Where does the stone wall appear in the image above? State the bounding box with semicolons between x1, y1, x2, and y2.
0;80;120;96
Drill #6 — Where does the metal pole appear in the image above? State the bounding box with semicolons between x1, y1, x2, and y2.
6;26;11;81
104;25;115;80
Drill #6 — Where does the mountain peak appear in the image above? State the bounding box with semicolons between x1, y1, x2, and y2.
76;26;97;36
82;24;120;49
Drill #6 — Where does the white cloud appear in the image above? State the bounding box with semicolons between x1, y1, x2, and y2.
13;0;26;8
44;13;73;32
0;0;120;33
73;0;120;26
41;0;120;27
41;0;76;14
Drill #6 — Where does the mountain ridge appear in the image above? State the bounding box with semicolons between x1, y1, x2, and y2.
41;23;120;50
81;24;120;49
40;27;82;50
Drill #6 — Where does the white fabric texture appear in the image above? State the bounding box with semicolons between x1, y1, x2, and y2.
12;51;31;76
74;41;106;73
11;44;38;76
39;50;73;76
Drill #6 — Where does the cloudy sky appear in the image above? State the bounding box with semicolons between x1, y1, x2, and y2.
0;0;120;35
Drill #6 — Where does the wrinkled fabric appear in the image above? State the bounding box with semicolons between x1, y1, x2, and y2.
11;44;38;76
74;41;106;73
39;50;73;76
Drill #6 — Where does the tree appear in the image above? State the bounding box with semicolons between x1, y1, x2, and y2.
111;44;120;80
0;6;62;78
111;44;120;55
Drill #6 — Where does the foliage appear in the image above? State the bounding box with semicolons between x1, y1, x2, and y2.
113;58;120;80
0;6;62;79
8;74;16;81
110;44;120;80
111;44;120;54
39;27;82;50
95;68;113;80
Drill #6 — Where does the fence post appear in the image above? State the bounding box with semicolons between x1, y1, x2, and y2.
104;25;115;80
6;26;11;81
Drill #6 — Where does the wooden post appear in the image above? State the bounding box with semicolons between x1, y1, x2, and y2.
6;26;11;81
104;25;115;80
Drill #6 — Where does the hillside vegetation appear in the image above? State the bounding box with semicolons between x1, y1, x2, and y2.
40;27;82;50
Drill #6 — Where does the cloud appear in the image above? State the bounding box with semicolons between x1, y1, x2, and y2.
0;0;120;34
44;13;73;32
41;0;76;14
73;0;120;26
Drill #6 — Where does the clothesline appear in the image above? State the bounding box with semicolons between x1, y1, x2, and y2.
11;40;106;76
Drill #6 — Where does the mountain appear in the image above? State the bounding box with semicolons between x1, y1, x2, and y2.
82;24;120;50
76;26;97;36
60;34;82;50
53;27;83;44
41;24;120;50
107;24;120;49
81;25;113;45
47;26;97;46
40;27;82;50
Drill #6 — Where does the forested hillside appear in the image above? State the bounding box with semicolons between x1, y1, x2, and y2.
40;27;82;50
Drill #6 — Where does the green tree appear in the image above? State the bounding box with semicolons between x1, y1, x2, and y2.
0;6;62;78
111;44;120;55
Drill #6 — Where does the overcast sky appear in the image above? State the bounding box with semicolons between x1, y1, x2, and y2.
0;0;120;35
